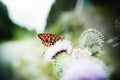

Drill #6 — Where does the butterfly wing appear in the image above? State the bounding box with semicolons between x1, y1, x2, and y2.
38;33;64;47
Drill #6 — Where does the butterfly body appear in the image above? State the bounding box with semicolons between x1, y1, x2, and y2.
38;33;64;47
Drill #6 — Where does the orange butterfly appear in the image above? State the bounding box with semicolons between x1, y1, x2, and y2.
38;33;64;47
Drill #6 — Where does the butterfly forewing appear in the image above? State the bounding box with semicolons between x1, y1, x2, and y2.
38;33;64;47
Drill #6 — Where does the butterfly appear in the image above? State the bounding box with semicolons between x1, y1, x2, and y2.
38;33;64;47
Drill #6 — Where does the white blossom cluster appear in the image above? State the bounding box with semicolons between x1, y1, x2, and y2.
43;29;109;80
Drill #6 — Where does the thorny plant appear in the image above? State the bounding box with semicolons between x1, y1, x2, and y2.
38;28;110;80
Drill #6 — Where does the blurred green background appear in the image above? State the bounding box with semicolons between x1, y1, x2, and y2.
0;0;120;80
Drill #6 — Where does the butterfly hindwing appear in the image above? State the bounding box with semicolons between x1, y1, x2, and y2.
38;33;64;47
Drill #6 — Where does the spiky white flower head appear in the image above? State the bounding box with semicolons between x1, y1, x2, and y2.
72;47;91;59
44;39;72;61
79;28;104;55
53;53;72;77
61;58;109;80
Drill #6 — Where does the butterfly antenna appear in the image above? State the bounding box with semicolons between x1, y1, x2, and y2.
60;36;64;39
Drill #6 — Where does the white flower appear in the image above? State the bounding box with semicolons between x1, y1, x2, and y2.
44;39;72;61
79;28;104;55
53;53;72;77
61;58;109;80
72;47;91;59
